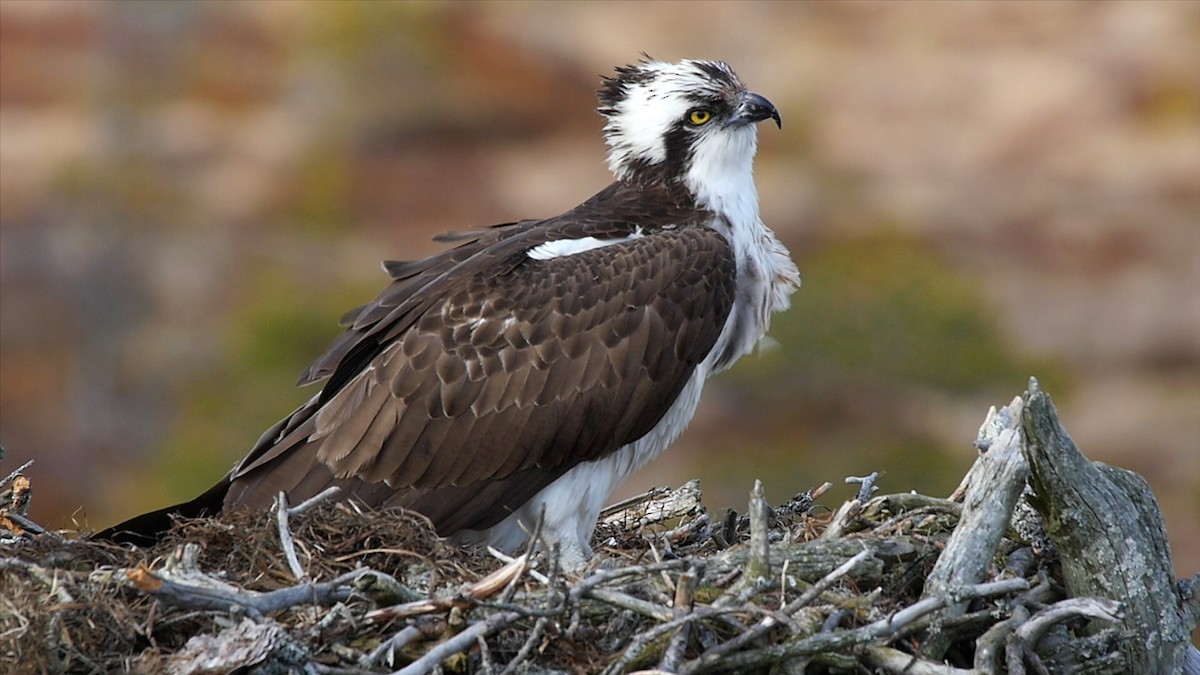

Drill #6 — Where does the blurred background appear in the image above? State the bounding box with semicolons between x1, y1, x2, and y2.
1;1;1196;576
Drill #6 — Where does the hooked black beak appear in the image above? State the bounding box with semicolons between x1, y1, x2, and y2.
727;91;781;129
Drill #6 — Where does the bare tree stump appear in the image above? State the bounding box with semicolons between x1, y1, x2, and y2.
1021;377;1197;674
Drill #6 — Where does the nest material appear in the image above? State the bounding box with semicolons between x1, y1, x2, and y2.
2;382;1195;674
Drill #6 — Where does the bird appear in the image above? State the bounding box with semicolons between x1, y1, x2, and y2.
98;58;801;568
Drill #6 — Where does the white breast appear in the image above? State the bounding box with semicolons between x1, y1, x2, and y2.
456;215;799;570
457;121;800;569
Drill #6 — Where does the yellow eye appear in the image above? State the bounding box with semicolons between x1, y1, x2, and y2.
688;109;712;126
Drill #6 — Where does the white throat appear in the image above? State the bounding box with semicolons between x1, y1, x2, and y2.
462;116;801;569
688;124;801;372
685;124;761;221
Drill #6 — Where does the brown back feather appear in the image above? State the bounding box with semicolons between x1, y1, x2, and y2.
223;181;737;535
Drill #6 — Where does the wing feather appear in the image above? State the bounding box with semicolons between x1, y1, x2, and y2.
225;181;738;538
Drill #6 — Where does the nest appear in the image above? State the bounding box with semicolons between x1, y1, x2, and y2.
3;382;1194;674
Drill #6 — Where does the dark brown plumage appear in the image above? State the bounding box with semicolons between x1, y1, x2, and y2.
101;181;736;542
227;181;736;532
98;59;800;562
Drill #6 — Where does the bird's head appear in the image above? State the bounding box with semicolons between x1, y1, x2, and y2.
598;59;779;204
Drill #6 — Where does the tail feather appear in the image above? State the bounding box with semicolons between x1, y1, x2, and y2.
92;475;232;546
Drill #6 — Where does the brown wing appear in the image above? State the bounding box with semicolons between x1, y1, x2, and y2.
224;223;736;534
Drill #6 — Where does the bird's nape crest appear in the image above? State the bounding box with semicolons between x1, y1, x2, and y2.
596;58;743;120
597;61;659;117
596;59;756;188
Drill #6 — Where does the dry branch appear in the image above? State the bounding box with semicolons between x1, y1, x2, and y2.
125;543;368;617
922;395;1029;658
3;381;1195;674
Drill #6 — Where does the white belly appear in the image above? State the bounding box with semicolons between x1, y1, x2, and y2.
453;363;709;568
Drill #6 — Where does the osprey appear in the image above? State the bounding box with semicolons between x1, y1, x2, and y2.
100;59;801;567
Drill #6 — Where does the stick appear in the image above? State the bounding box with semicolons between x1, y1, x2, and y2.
365;625;425;668
1011;597;1123;647
287;486;342;517
0;459;34;491
128;564;370;616
860;645;980;674
746;480;770;583
393;611;522;675
679;578;1028;674
275;492;307;582
923;395;1028;658
695;547;874;666
845;472;880;502
659;563;702;673
974;604;1028;671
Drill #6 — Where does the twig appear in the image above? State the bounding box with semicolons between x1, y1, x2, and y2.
860;645;979;674
845;472;880;502
499;615;549;675
275;491;307;581
501;510;545;605
499;545;563;675
679;577;1028;674
3;511;47;536
393;611;522;675
696;547;874;666
128;565;369;616
364;625;424;668
652;511;709;545
367;555;532;621
708;481;774;609
588;588;674;622
569;559;689;601
659;562;702;673
782;547;872;615
1;459;34;491
605;606;794;675
869;578;1028;634
126;544;370;616
745;480;770;581
488;547;550;585
364;616;444;668
476;634;496;675
600;480;704;529
975;604;1029;672
0;557;74;603
287;486;343;517
819;499;862;540
1011;597;1123;648
821;608;848;633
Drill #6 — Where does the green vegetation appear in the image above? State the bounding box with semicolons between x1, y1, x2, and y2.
734;229;1058;392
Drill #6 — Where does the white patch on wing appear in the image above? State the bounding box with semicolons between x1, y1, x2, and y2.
452;60;803;568
526;227;644;261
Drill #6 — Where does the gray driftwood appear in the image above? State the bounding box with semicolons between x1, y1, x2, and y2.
1021;378;1198;675
922;395;1030;658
